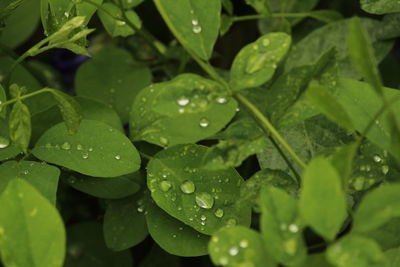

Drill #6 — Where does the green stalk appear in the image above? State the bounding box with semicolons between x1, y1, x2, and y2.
0;88;52;108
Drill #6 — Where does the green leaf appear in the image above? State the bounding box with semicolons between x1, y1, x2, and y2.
75;47;152;123
299;253;334;267
221;0;234;15
65;172;141;199
147;144;251;235
230;32;291;91
260;187;307;266
0;0;40;48
146;201;209;257
245;0;271;15
348;17;383;95
306;81;354;132
64;222;133;267
353;183;400;233
0;84;6;118
154;0;221;60
209;226;276;267
326;235;388;267
385;247;400;267
265;0;319;26
50;89;82;135
9;100;31;154
130;74;237;147
364;218;400;251
0;160;59;204
103;194;148;251
0;179;65;267
299;157;347;240
307;10;343;23
98;3;141;37
115;0;144;8
32;120;140;177
0;118;22;161
285;18;393;79
361;0;400;14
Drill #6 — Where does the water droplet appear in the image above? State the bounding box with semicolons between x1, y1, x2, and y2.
219;257;228;265
116;20;126;26
373;154;382;163
180;180;195;194
177;96;190;106
353;176;365;191
239;239;249;248
199;118;209;128
288;224;299;233
191;19;199;25
195;192;214;209
262;38;270;47
64;12;69;18
61;142;71;150
216;97;227;104
115;155;121;160
0;136;10;149
214;208;224;218
76;144;83;150
229;246;239;256
226;218;237;226
22;170;29;175
82;153;89;159
137;206;144;213
193;25;202;33
200;215;207;221
159;137;169;146
160;180;172;192
382;165;389;175
88;147;93;152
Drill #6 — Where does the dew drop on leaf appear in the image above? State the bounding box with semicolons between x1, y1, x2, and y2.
76;144;83;150
193;25;202;33
229;246;239;256
177;96;190;106
262;38;270;47
82;153;89;159
239;239;249;248
199;118;209;128
160;180;172;192
382;165;389;175
0;136;10;149
214;208;224;218
115;154;121;160
373;154;382;163
288;224;299;233
180;180;195;194
195;192;214;209
61;142;71;150
216;97;227;104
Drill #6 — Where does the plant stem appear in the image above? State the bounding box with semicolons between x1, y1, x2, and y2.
0;88;52;108
233;12;312;22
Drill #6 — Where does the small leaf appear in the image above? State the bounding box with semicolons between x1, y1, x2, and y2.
260;187;307;266
32;120;141;177
130;74;237;147
326;235;388;267
9;100;31;153
50;89;82;135
353;183;400;233
209;226;276;267
0;179;66;267
361;0;400;14
308;10;343;23
221;0;233;15
98;3;142;37
230;32;291;91
154;0;221;60
0;160;59;204
146;201;209;257
299;157;347;240
147;144;251;235
103;194;148;251
244;0;271;15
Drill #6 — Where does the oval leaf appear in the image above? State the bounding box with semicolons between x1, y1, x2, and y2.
32;120;140;177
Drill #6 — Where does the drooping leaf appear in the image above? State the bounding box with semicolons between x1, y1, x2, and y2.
209;226;276;267
50;89;82;135
75;47;152;123
9;100;31;153
326;235;388;267
103;194;148;251
154;0;221;60
260;187;307;266
147;144;251;235
130;74;237;147
32;120;141;177
0;179;65;267
360;0;400;14
146;201;209;257
230;32;291;91
299;157;347;240
0;160;59;204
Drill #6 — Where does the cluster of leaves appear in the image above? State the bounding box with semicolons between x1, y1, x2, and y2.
0;0;400;266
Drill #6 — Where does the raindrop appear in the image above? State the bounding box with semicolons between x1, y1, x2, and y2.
214;208;224;218
192;25;202;33
82;153;89;159
116;20;126;26
160;180;172;192
239;239;249;248
288;224;299;233
177;96;190;106
76;144;83;150
226;218;237;226
229;246;239;256
195;192;214;209
115;155;121;160
199;118;209;128
262;38;270;47
159;137;169;146
61;142;71;150
88;147;94;152
373;154;382;163
64;12;69;18
216;97;227;104
137;206;144;213
22;170;29;175
180;180;195;194
382;165;389;175
200;215;207;221
0;136;10;149
191;19;199;25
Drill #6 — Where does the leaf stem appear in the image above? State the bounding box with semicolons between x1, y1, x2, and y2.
0;88;52;108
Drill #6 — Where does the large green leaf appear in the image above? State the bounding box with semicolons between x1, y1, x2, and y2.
0;119;21;161
230;32;291;91
103;194;148;251
32;120;140;177
0;160;59;204
260;187;307;266
75;47;152;123
154;0;221;60
0;179;65;267
360;0;400;14
385;248;400;267
130;74;237;147
209;226;276;267
147;144;251;235
299;157;347;240
146;201;209;257
353;184;400;233
326;235;388;267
